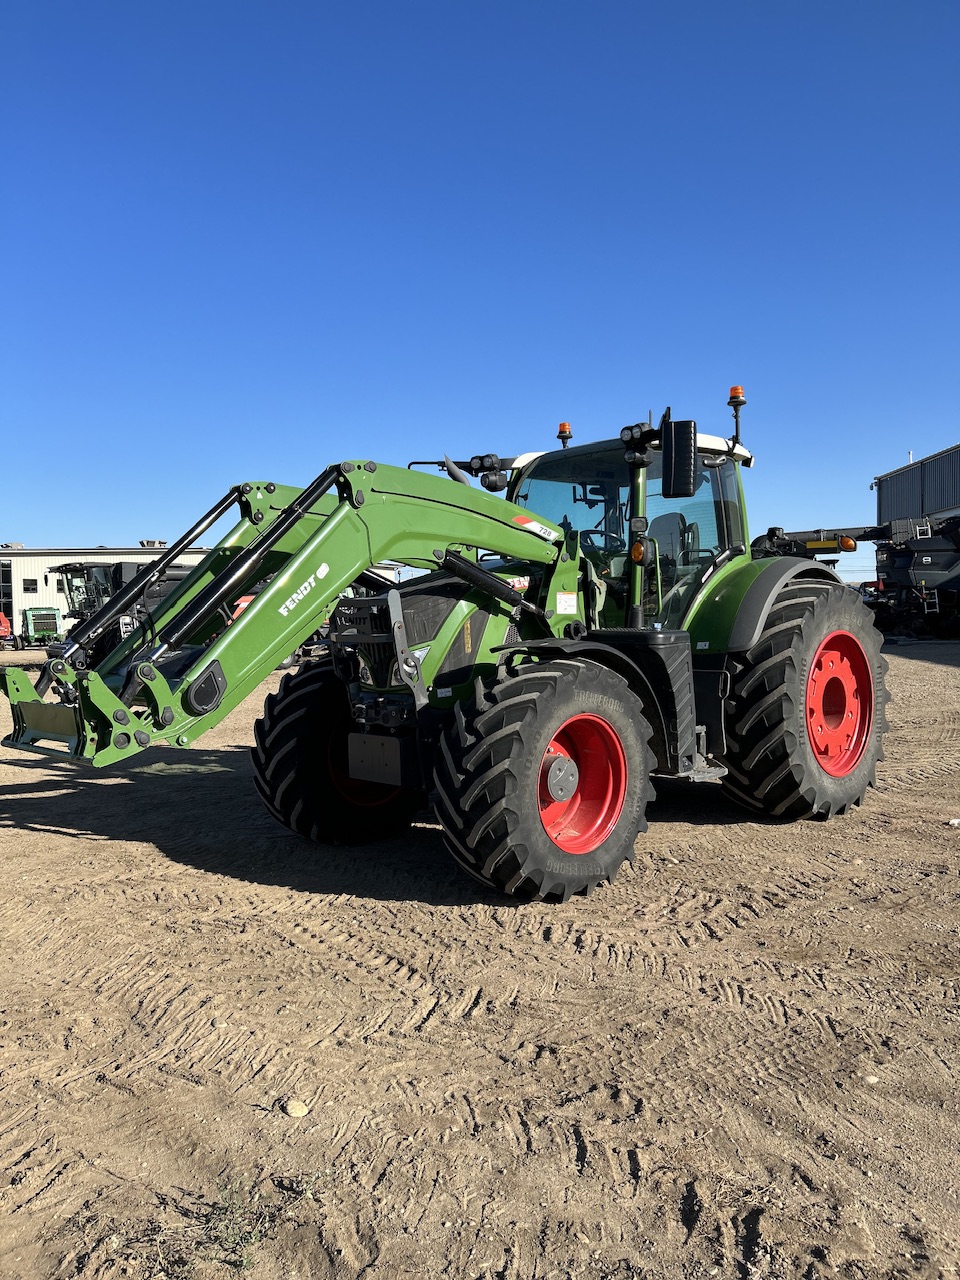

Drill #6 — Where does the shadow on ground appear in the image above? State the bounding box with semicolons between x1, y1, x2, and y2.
881;637;960;667
0;739;779;906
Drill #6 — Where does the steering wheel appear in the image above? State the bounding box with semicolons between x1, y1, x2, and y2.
581;530;626;554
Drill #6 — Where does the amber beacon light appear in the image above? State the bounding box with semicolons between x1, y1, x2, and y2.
728;385;746;445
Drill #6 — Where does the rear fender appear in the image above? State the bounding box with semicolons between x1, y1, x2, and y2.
727;558;841;652
684;556;840;656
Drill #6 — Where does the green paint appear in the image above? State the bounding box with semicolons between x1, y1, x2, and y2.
0;443;779;768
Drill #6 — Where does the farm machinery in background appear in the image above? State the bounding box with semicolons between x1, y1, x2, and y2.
867;515;960;637
0;388;890;903
50;557;398;670
47;559;195;666
753;516;960;638
0;607;64;651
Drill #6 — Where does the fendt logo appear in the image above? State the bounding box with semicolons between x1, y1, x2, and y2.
278;563;330;617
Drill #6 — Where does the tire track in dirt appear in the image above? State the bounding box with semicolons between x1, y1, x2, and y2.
3;851;954;1233
879;663;960;794
1;649;960;1277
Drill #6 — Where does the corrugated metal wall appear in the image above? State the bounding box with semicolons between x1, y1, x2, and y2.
878;466;923;522
877;444;960;522
922;446;960;516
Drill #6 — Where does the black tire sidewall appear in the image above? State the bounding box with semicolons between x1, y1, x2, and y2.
447;659;655;898
511;672;648;879
252;665;424;843
786;587;886;809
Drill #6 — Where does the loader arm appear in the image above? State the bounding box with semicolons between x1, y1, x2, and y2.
2;461;566;766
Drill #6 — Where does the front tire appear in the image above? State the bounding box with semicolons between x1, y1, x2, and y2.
251;664;426;843
718;580;889;819
433;659;655;902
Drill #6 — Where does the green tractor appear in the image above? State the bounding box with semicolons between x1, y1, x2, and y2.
1;388;888;902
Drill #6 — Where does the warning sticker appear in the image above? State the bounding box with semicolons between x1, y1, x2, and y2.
556;592;579;615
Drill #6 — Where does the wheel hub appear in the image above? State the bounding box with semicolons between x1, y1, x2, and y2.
543;752;580;802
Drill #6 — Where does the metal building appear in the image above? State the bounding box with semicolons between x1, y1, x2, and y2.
874;444;960;524
0;542;208;638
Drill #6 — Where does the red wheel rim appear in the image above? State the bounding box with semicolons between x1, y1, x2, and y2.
805;630;873;777
538;713;628;854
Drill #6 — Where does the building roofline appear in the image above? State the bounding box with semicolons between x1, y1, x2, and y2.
0;546;208;555
873;442;960;483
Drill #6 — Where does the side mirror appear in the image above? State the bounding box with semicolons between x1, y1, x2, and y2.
661;419;697;498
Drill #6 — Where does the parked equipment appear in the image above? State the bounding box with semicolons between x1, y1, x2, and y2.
48;560;194;661
868;516;960;636
1;607;63;650
753;516;960;637
1;389;889;902
22;607;63;647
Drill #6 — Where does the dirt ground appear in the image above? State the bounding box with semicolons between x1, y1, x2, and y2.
0;641;958;1280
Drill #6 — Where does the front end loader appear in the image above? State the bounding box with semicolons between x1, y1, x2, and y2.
1;388;889;902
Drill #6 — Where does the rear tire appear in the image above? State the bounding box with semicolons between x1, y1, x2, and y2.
718;580;888;818
251;664;425;843
433;659;654;902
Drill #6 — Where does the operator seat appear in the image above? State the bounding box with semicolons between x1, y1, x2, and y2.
647;512;687;590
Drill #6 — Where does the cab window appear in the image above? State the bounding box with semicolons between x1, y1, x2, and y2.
645;453;744;626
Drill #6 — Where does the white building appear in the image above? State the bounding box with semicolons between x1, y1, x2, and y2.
0;542;208;637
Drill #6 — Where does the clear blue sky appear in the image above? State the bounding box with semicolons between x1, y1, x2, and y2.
2;2;958;582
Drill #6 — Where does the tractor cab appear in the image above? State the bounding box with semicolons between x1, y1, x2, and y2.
53;562;115;620
508;428;751;629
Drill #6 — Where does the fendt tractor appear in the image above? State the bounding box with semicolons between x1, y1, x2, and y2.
0;389;889;902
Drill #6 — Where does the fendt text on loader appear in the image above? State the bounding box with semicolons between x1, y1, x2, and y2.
1;388;889;902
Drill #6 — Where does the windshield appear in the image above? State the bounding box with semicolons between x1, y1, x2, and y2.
60;565;112;614
512;443;630;547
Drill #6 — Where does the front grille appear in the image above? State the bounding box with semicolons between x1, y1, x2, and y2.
328;596;391;640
